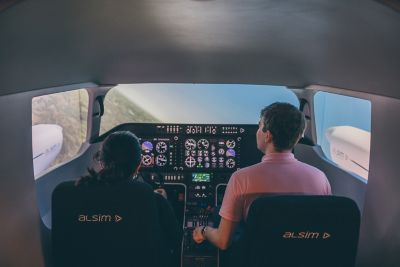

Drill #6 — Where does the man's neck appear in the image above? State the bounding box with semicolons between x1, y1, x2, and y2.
264;146;291;155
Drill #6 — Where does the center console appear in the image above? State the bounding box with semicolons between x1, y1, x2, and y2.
99;123;263;267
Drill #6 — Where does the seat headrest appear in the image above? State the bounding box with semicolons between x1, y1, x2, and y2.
241;195;360;267
52;180;163;267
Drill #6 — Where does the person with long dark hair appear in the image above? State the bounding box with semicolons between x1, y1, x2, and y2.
76;131;143;186
75;131;180;266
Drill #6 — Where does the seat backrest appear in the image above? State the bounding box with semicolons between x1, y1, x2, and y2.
237;195;360;267
52;180;165;267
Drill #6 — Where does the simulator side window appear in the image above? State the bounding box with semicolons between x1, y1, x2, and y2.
314;91;371;181
32;89;89;179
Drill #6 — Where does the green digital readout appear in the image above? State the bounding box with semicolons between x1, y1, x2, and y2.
192;173;210;182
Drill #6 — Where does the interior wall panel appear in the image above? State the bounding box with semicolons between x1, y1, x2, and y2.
294;144;367;211
357;95;400;267
0;83;95;267
0;92;44;267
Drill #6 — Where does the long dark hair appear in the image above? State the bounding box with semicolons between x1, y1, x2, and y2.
76;131;142;186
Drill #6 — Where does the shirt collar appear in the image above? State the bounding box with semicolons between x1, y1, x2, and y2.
261;152;295;162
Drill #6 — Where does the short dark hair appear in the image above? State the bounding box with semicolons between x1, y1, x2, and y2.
260;102;305;151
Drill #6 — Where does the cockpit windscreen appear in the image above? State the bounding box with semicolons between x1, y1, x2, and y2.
100;84;299;134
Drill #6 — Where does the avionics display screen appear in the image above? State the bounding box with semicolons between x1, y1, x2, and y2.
192;173;210;182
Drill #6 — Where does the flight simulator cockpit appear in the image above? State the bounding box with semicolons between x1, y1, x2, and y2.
99;123;263;266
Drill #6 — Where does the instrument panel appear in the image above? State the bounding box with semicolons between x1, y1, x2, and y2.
126;123;262;172
97;123;263;267
140;136;240;170
97;122;263;205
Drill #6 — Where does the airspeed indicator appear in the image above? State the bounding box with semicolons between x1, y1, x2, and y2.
156;141;168;153
185;139;197;150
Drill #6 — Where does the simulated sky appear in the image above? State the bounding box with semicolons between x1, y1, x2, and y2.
116;84;299;124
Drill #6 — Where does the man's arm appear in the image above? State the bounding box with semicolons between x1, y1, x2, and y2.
193;171;242;250
192;217;238;250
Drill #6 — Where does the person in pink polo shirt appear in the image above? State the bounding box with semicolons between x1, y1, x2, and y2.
192;102;331;250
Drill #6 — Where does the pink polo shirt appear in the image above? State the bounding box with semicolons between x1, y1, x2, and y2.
219;153;331;222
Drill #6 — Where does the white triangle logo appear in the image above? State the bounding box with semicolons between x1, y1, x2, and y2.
115;215;123;222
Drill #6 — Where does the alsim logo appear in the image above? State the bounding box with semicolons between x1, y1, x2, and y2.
282;231;331;240
78;214;123;223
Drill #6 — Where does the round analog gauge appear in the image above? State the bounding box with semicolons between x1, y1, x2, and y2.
185;156;196;168
185;139;197;150
226;139;236;148
142;155;153;166
141;141;153;152
197;139;209;150
226;158;236;168
156;141;168;153
155;154;167;166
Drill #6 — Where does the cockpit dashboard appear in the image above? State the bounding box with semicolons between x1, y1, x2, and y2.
97;123;263;267
98;123;262;182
